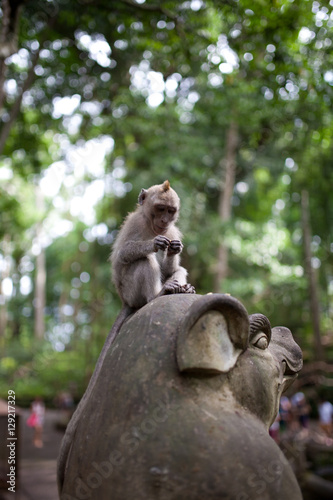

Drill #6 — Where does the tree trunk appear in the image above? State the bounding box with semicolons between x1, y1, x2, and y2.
214;121;239;292
0;48;40;155
34;187;46;340
0;234;11;339
301;190;324;361
0;58;7;112
0;8;57;126
0;0;24;110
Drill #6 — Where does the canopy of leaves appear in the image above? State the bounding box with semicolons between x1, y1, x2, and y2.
0;0;332;401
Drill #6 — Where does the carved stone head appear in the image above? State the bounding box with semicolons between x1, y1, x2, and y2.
177;294;303;429
61;294;303;500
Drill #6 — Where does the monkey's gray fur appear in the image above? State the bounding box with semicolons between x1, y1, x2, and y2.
111;179;194;306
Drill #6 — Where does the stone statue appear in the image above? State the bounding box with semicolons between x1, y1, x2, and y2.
59;293;303;500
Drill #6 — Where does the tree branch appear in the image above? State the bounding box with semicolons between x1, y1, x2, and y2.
117;0;192;64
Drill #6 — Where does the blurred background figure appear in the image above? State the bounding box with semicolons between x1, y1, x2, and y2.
56;391;74;425
279;396;292;433
269;413;280;443
291;392;310;436
318;398;333;438
29;397;45;448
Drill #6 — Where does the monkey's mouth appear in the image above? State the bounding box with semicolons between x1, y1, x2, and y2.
154;224;168;234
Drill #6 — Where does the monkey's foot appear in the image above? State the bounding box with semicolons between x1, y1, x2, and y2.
181;283;196;294
161;281;196;296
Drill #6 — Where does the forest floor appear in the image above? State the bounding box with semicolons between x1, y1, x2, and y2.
1;408;64;500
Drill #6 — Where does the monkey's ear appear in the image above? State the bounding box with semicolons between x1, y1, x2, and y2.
177;294;249;374
138;188;148;205
162;180;170;191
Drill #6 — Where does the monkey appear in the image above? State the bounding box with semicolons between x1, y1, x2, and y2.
57;180;195;495
111;179;195;308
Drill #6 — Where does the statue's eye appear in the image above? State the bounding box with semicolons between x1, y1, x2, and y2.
253;335;269;350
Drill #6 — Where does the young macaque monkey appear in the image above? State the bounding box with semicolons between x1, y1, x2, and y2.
57;181;195;494
111;179;195;308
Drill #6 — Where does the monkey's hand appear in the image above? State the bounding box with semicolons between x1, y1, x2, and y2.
154;235;171;252
167;239;183;255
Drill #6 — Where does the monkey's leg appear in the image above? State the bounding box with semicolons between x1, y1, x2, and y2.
163;266;195;294
122;255;163;308
169;265;188;286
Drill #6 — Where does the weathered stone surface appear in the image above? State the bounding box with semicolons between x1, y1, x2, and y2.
61;293;303;500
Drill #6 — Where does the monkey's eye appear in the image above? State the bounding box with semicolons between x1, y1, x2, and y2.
251;334;269;350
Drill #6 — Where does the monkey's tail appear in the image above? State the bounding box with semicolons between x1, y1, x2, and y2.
57;305;134;496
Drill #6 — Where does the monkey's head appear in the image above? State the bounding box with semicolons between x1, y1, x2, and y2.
138;180;180;235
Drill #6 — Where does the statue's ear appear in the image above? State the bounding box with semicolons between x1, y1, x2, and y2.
138;188;148;205
177;294;249;375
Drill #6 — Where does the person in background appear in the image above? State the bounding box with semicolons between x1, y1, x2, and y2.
279;396;292;432
291;392;310;435
318;398;333;437
30;396;45;448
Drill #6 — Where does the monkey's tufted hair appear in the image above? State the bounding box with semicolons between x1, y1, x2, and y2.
161;180;170;191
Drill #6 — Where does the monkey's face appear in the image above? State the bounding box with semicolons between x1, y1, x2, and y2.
139;183;180;235
150;203;178;234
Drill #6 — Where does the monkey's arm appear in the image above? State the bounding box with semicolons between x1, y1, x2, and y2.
116;236;169;264
164;259;188;285
159;260;195;295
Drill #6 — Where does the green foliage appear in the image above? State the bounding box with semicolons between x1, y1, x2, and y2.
0;0;332;400
0;337;90;403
